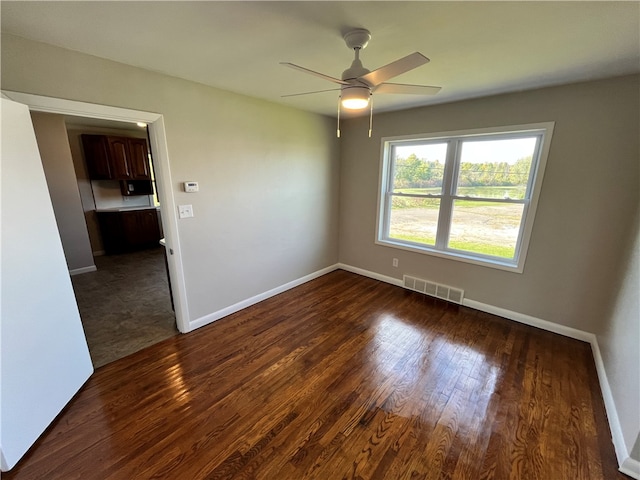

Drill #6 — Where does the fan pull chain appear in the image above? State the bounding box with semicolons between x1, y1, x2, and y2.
336;96;341;138
368;96;374;138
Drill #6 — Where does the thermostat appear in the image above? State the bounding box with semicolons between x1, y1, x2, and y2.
184;181;199;193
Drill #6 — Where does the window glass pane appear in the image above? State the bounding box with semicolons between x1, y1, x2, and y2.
392;143;448;194
456;138;537;199
389;197;440;246
448;200;524;259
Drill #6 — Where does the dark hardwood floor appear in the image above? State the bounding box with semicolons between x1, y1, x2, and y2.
5;270;624;479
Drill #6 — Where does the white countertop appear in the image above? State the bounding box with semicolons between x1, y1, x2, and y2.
95;206;160;213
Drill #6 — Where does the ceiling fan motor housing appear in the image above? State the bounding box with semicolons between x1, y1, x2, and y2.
342;59;370;83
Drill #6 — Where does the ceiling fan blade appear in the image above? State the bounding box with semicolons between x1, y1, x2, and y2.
360;52;430;87
374;83;441;95
281;88;341;98
280;62;349;86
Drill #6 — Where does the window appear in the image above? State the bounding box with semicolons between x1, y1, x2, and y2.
376;123;554;272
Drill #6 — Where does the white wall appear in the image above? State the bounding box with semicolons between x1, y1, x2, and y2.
597;212;640;469
1;33;340;326
30;112;95;273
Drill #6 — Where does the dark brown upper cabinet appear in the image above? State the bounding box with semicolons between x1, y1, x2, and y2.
81;134;112;179
126;138;151;179
82;134;151;181
105;137;132;179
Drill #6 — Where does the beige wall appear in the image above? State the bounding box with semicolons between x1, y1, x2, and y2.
2;33;340;322
339;74;639;334
597;212;639;462
30;112;95;272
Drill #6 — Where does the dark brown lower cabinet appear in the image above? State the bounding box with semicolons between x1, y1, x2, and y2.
97;209;161;254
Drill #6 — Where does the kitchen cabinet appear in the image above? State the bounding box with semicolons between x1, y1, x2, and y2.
127;138;152;179
97;208;161;254
81;134;111;179
82;134;151;181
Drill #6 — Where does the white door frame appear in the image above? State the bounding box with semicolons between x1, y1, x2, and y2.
2;90;190;333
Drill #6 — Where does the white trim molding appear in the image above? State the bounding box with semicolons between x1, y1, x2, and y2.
376;123;555;274
69;265;97;276
462;298;594;343
336;263;637;478
336;263;403;287
1;91;161;124
189;265;340;332
621;457;640;479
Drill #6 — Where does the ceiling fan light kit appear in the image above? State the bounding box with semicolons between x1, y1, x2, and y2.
340;86;370;110
281;28;441;137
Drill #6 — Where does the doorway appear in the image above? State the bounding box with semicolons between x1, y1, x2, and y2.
69;116;177;367
31;112;178;368
3;90;190;354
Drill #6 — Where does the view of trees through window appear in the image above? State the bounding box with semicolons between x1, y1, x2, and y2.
387;137;537;260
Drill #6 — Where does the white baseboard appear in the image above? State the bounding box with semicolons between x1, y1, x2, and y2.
621;457;640;478
188;264;340;332
462;298;595;343
69;265;97;276
334;263;637;478
336;263;403;287
92;250;105;257
589;338;636;477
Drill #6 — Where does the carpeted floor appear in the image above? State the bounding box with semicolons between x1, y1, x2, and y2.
71;247;178;368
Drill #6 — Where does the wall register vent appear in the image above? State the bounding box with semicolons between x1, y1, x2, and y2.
403;275;464;305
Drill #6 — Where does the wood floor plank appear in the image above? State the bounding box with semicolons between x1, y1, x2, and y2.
4;270;628;480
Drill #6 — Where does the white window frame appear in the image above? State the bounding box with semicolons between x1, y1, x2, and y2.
376;122;554;273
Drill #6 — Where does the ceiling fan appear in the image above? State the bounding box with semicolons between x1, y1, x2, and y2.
281;28;441;136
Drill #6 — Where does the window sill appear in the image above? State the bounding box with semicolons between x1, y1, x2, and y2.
376;238;525;273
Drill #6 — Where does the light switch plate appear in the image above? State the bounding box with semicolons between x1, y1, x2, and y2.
178;204;194;219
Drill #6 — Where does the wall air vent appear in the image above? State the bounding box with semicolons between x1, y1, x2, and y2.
403;275;464;305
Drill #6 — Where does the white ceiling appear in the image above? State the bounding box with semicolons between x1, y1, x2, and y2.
2;1;639;117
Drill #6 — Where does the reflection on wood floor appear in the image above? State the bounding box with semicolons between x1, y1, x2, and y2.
6;270;624;479
71;248;177;368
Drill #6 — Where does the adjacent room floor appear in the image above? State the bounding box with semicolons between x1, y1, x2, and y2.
71;248;178;368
